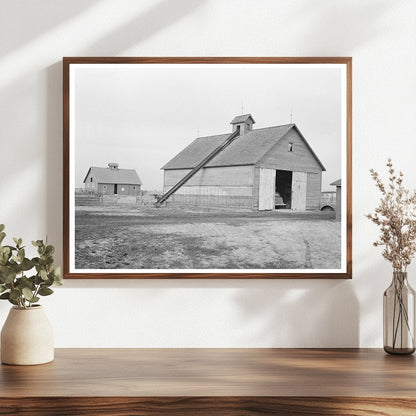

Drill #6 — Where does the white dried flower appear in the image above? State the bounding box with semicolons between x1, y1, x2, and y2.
367;159;416;272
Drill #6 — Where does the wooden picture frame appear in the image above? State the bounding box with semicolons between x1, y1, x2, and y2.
63;57;352;279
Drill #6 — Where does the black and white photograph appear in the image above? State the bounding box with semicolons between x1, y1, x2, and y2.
64;58;351;278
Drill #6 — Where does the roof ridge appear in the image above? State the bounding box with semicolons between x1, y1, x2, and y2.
91;166;137;171
194;124;295;141
194;132;230;140
249;123;295;132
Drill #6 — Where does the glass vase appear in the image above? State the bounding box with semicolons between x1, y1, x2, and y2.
383;271;415;355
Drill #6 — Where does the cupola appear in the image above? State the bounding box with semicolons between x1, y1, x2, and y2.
108;162;119;170
230;114;255;135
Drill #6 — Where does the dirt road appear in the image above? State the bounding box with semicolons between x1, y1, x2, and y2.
75;207;341;270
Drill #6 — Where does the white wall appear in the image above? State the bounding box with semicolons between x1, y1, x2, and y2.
1;0;415;347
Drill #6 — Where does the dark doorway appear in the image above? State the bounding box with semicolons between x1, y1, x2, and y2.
114;184;118;194
276;170;292;209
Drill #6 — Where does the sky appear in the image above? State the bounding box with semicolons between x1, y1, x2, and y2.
73;63;344;192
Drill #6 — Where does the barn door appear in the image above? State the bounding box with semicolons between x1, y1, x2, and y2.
259;168;276;211
291;172;307;210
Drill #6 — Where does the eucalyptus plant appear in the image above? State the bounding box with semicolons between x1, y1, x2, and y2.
0;224;62;309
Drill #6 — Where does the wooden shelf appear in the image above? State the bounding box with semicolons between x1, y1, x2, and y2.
1;348;415;415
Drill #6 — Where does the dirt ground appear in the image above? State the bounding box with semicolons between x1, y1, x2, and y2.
75;206;341;270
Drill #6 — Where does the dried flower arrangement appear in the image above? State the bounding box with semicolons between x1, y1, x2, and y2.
366;159;416;272
367;159;416;354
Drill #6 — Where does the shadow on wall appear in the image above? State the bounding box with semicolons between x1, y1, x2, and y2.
233;279;359;347
0;0;101;57
43;0;204;264
81;0;204;55
289;0;393;52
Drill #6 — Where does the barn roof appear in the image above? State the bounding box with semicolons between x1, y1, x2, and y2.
330;179;341;186
230;114;256;124
161;124;326;171
83;167;142;185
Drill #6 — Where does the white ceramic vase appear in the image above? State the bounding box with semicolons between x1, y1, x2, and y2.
1;305;54;365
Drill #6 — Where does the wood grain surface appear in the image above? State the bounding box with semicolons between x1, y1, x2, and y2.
1;348;415;415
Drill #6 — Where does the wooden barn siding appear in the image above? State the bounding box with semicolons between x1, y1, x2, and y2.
97;183;140;196
257;128;322;173
335;185;341;221
254;129;323;210
163;186;252;196
84;170;98;193
163;166;254;208
163;165;254;187
167;194;252;208
306;172;322;210
163;185;253;208
252;167;260;210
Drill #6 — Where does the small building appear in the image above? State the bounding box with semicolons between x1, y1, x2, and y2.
83;163;142;196
161;114;325;211
330;179;341;221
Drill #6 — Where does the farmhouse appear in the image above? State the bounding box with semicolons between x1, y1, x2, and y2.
161;114;325;211
83;163;142;196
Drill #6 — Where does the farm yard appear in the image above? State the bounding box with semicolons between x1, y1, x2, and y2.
75;207;341;270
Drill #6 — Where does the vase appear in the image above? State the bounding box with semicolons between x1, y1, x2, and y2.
1;305;54;365
383;271;415;355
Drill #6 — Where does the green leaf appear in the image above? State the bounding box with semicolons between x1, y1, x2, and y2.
0;248;10;265
0;246;10;254
22;287;34;301
0;232;5;244
20;258;33;271
34;275;43;285
9;288;21;301
17;276;35;290
39;269;48;281
45;245;55;256
38;287;53;296
32;240;43;247
17;248;25;263
2;271;17;284
0;224;5;232
43;256;54;266
0;292;9;299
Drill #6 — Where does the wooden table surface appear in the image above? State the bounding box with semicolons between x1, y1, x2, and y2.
1;348;416;415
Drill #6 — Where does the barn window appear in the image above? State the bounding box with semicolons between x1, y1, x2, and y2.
90;177;93;182
103;185;107;189
288;142;294;152
133;186;136;190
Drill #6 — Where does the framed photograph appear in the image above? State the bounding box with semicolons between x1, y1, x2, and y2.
63;57;352;279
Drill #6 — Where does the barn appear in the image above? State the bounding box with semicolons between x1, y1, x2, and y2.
160;114;325;211
83;163;142;196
